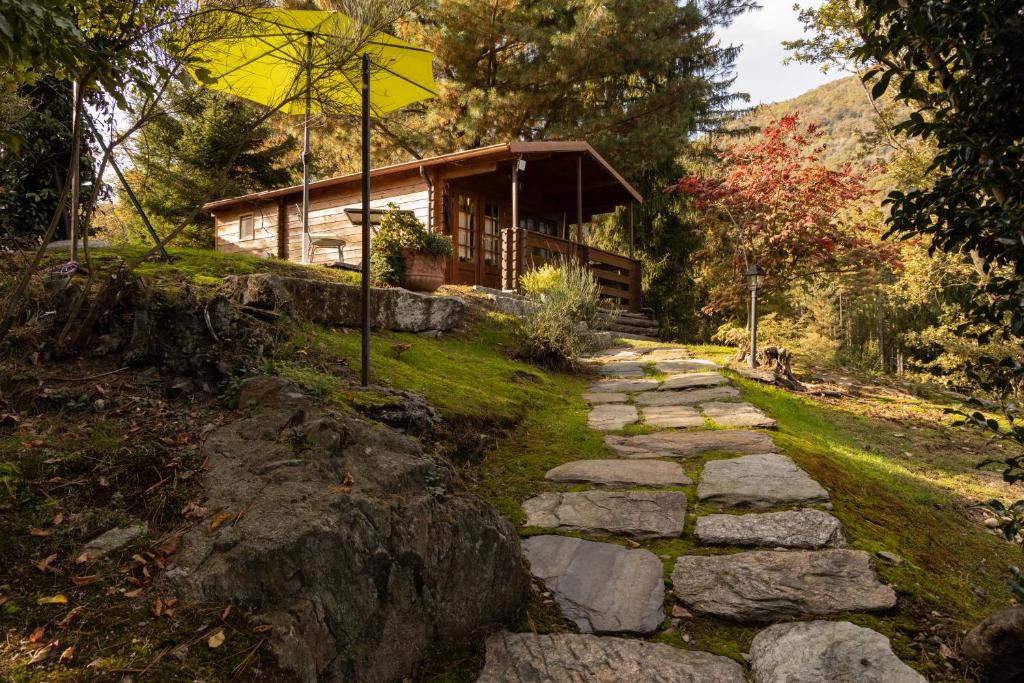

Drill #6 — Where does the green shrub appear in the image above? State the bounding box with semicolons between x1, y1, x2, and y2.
520;263;562;297
369;204;453;286
519;259;600;368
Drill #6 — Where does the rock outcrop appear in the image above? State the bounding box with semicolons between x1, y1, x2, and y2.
962;606;1024;683
221;273;465;332
169;377;529;683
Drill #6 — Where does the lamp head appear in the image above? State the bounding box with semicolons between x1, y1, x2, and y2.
745;263;765;291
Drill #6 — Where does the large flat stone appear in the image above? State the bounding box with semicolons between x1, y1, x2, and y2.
588;403;638;431
643;348;693;362
696;509;846;548
583;349;644;363
522;536;664;634
77;523;148;562
477;632;747;683
636;386;740;406
660;372;728;390
749;621;926;682
522;491;687;538
642;405;705;429
671;549;897;622
698;453;829;508
582;391;629;404
606;430;780;459
589;378;659;393
700;401;777;428
598;361;647;377
656;359;719;373
545;459;692;487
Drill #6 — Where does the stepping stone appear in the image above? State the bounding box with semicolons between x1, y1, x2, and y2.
598;360;647;377
588;403;638;431
671;549;897;622
522;535;664;634
642;405;705;429
545;459;692;487
477;632;747;683
700;401;777;429
522;491;687;538
696;509;846;549
656;359;719;373
644;348;693;361
749;621;926;682
698;453;829;508
589;378;659;393
636;386;739;406
582;391;629;404
583;348;643;363
606;430;780;459
660;372;727;390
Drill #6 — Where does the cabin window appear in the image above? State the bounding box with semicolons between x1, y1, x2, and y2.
457;195;476;262
483;202;500;266
518;214;558;237
239;214;255;240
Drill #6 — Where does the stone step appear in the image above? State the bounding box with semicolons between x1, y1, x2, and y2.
605;430;780;459
588;378;659;393
700;401;777;429
544;459;692;487
671;549;897;622
522;491;687;538
750;621;926;682
660;372;728;390
610;331;662;342
655;359;718;373
595;360;647;377
636;386;740;406
695;509;846;549
587;403;639;431
477;632;746;682
604;322;663;337
697;453;829;509
641;404;705;429
522;535;664;635
582;391;629;405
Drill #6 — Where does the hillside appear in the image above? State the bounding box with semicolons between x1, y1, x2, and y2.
730;74;897;169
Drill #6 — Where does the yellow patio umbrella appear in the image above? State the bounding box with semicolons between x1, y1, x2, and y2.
184;8;437;386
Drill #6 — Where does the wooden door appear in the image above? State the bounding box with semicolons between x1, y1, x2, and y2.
452;188;504;288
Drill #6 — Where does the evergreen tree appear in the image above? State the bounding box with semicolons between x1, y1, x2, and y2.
122;80;298;247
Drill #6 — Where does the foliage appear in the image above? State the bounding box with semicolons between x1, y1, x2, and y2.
519;259;599;369
116;79;296;248
369;203;452;286
671;114;894;315
711;321;746;348
519;264;561;298
972;500;1024;546
854;1;1024;389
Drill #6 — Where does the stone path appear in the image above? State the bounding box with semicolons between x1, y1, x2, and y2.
479;344;917;682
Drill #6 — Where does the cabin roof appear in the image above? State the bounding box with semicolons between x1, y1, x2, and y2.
202;141;642;212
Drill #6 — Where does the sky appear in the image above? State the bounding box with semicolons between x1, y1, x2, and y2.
717;0;839;106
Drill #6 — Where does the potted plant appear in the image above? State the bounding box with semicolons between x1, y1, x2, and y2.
370;204;453;292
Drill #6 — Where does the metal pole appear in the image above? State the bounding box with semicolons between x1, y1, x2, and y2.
360;52;371;387
301;33;312;265
86;119;170;261
70;79;80;261
749;285;758;368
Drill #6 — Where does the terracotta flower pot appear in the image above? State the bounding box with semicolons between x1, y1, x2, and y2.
400;249;446;292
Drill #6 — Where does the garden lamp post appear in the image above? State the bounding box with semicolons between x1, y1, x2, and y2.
746;263;765;368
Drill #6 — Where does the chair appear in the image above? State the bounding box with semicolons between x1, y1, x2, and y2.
308;234;347;265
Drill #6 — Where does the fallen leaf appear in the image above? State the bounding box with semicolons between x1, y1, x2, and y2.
58;645;75;663
35;553;59;573
75;552;92;564
181;501;207;519
341;473;354;486
207;629;226;649
207;511;232;533
37;594;68;605
156;533;181;556
220;604;232;621
28;640;58;665
152;597;163;617
28;626;45;644
71;574;100;587
21;438;45;448
253;624;273;634
29;528;51;537
123;588;144;599
57;606;83;629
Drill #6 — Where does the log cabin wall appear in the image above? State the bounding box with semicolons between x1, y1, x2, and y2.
214;201;280;258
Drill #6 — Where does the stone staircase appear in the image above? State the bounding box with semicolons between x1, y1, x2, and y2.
476;345;925;682
593;308;662;341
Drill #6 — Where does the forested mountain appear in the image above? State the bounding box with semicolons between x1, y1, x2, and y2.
726;74;896;169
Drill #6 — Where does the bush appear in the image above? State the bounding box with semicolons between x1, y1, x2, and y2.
369;204;452;286
519;259;600;368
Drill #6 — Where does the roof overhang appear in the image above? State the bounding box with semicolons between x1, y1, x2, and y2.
202;141;642;212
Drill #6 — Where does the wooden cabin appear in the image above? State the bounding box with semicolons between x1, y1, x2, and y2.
203;141;644;310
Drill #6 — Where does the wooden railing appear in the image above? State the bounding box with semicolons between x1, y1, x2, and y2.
501;228;642;311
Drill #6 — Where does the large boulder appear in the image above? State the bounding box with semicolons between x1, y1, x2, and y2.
169;377;529;683
962;606;1024;682
221;273;465;332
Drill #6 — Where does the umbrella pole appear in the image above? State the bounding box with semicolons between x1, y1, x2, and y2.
301;33;312;265
361;52;371;387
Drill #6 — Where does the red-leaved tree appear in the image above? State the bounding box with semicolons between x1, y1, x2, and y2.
670;114;898;314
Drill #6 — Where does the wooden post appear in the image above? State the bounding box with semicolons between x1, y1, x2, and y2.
277;198;288;260
629;260;642;312
576;155;583;243
628;203;635;258
511;160;519;234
